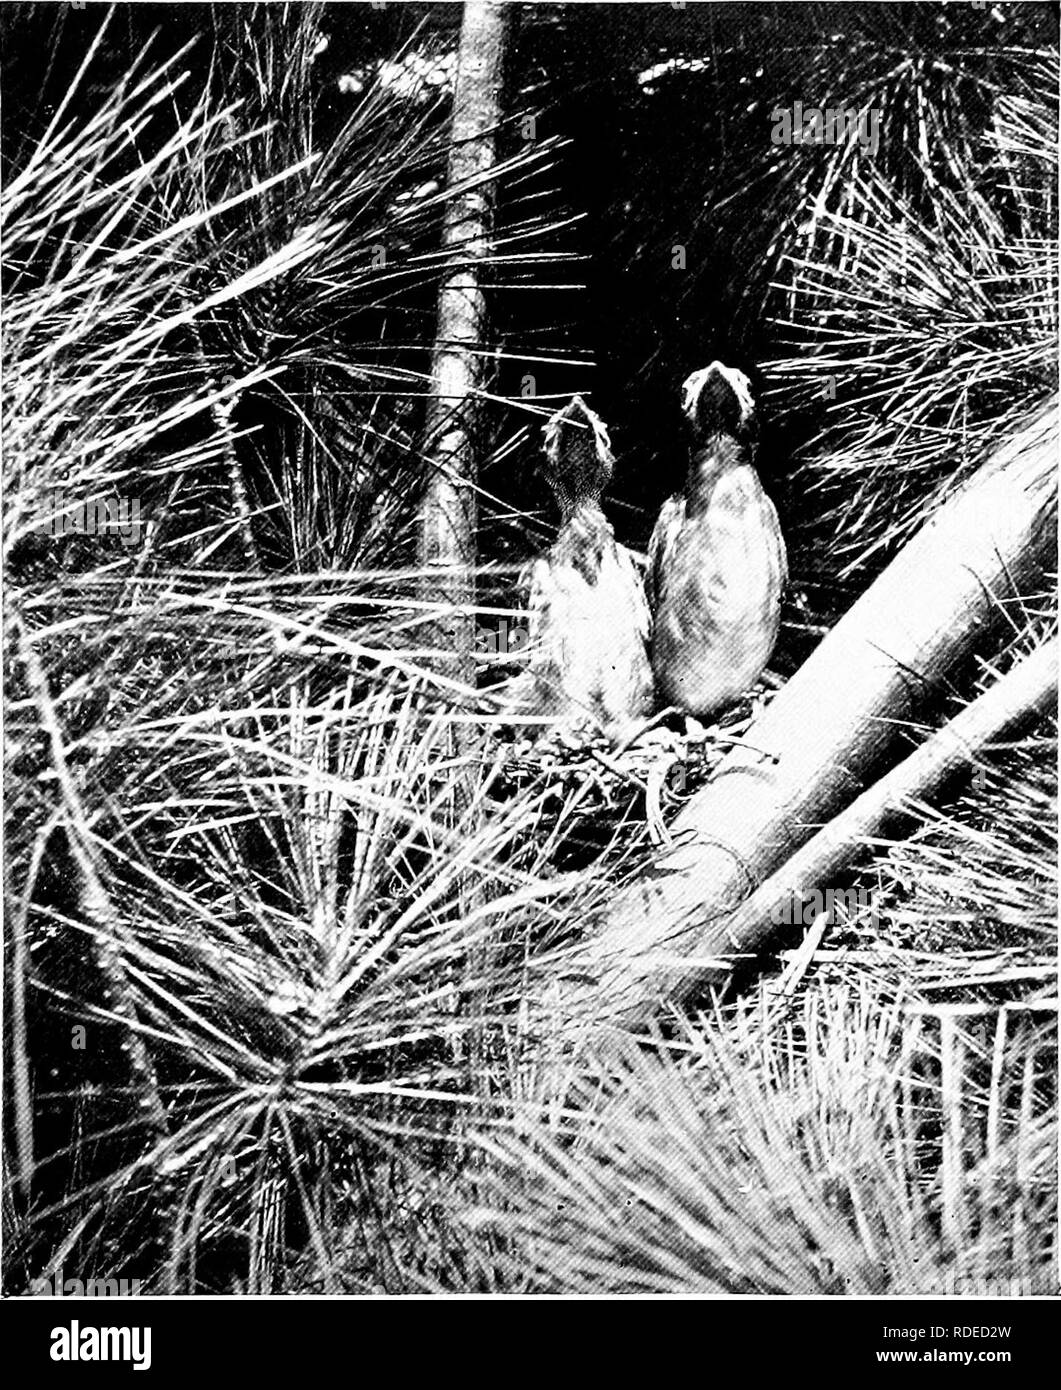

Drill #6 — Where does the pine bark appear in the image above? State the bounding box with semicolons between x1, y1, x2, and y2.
418;0;510;691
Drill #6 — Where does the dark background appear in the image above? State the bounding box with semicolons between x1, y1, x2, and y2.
5;2;1055;567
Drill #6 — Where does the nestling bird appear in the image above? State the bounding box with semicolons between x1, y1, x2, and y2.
648;362;786;719
506;396;654;744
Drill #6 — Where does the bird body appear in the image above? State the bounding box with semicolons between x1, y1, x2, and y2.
509;396;654;743
649;363;786;718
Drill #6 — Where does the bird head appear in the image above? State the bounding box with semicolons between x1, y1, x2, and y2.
681;362;757;449
541;395;615;516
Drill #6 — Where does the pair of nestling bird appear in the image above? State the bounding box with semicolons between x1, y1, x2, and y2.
509;362;787;743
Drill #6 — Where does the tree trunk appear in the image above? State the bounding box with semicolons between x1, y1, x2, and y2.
678;634;1055;989
551;399;1057;1034
417;2;511;1078
418;0;510;692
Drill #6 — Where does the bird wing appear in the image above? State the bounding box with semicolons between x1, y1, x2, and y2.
502;557;558;716
521;555;552;654
646;493;685;610
616;542;652;645
526;552;579;689
763;489;788;592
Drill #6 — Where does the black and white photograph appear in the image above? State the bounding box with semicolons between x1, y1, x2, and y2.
2;0;1057;1341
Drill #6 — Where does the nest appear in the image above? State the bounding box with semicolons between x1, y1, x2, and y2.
486;681;782;856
